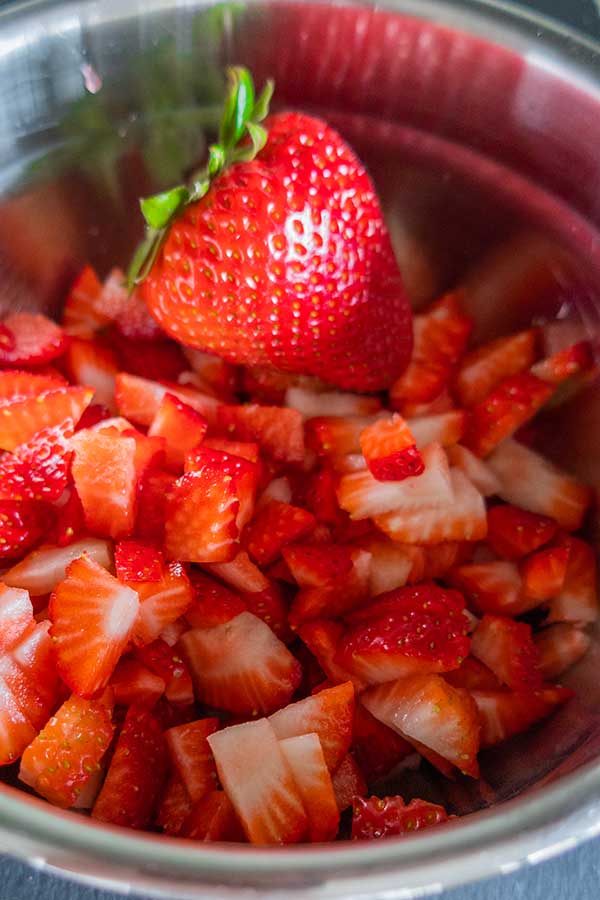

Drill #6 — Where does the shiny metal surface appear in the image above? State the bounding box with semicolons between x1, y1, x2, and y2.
1;0;600;896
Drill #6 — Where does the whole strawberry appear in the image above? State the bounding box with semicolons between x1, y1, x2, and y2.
133;69;412;392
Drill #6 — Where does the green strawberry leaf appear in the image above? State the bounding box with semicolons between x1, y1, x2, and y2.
140;186;189;230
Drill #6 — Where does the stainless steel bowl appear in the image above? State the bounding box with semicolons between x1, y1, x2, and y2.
1;0;600;896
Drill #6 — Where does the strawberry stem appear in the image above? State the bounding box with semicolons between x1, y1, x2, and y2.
127;66;274;291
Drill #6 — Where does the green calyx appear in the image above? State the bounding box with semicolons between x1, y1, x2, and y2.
127;66;274;290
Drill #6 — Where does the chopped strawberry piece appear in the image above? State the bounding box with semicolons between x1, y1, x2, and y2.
487;504;558;560
0;370;66;403
279;733;340;841
547;536;598;625
62;265;109;338
535;624;591;679
338;442;452;520
520;547;569;600
355;536;415;595
454;329;538;407
351;795;449;840
472;686;573;747
71;430;138;539
463;372;553;458
115;540;164;583
136;639;194;707
0;385;93;452
390;292;472;409
336;584;470;685
447;444;502;496
470;615;542;691
186;570;247;629
110;331;188;382
52;487;86;546
218;403;304;464
283;544;354;587
164;469;239;564
487;439;591;531
298;620;367;692
202;438;260;463
132;561;194;647
352;703;413;781
115;372;218;427
0;420;74;503
289;548;371;626
268;682;354;771
180;612;300;716
531;341;593;385
243;501;316;566
331;753;367;812
185;445;259;531
92;705;168;829
374;468;487;545
306;415;376;458
50;554;139;697
299;467;341;525
407;410;466;449
2;538;113;596
183;347;239;400
19;693;114;807
148;393;208;471
165;718;219;803
156;774;194;836
0;584;33;650
444;657;502;691
0;500;52;562
362;674;480;776
182;790;246;841
359;414;424;482
0;313;67;367
65;338;118;411
241;580;292;642
448;560;536;616
75;404;113;431
110;657;165;708
285;387;381;419
135;469;176;543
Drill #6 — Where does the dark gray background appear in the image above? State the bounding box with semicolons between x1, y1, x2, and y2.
1;0;600;897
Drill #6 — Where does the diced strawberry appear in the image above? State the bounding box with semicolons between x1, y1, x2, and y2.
205;550;270;594
160;617;188;647
156;774;194;836
472;686;573;747
164;469;239;564
148;393;208;472
110;657;165;707
407;411;466;449
285;387;381;419
279;733;340;841
115;373;218;427
110;331;188;383
52;487;86;547
181;612;300;715
19;693;114;806
355;536;415;595
531;341;593;385
92;705;168;829
487;439;591;531
298;620;367;692
2;538;113;596
185;445;259;531
218;404;304;464
62;265;109;338
486;504;558;560
444;657;502;691
0;313;67;367
243;501;315;567
289;548;372;626
183;347;238;400
135;469;176;543
0;418;74;504
359;414;424;481
401;389;455;419
283;544;354;587
64;338;118;411
374;469;487;545
390;293;472;409
306;415;377;458
448;561;535;616
0;386;92;452
520;547;569;600
423;541;473;579
207;718;308;844
338;442;452;520
136;639;194;707
298;467;341;526
115;540;163;583
71;430;138;539
534;624;592;679
258;475;293;509
0;584;33;650
0;370;66;403
454;329;538;407
186;570;247;629
0;500;53;562
241;580;292;642
268;682;354;771
132;561;194;647
547;536;598;625
331;753;367;812
352;702;413;782
463;373;553;458
182;790;246;841
362;674;480;776
447;444;502;496
50;554;139;697
165;718;219;803
351;795;449;840
337;584;470;685
202;438;260;463
470;615;542;691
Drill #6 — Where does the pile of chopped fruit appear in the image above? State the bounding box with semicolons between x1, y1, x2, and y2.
0;279;595;844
